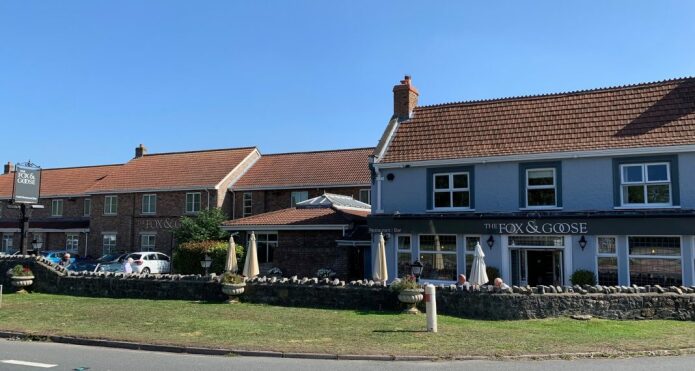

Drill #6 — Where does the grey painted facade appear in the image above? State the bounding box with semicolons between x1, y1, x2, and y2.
370;152;695;287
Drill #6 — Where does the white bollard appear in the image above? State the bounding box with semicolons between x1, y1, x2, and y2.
0;284;3;308
425;284;437;333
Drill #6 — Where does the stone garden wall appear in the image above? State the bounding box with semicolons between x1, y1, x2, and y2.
2;256;694;321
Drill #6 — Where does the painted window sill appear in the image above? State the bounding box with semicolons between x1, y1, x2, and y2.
518;207;563;211
613;205;680;210
426;208;476;213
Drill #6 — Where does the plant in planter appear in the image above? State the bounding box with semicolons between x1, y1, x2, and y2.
390;275;423;314
9;264;34;293
266;267;283;277
220;272;246;304
316;268;336;280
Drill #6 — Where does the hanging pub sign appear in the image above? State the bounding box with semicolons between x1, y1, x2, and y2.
12;163;42;204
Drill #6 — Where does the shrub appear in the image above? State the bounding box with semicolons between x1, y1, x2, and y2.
173;208;230;244
266;267;283;277
220;272;245;284
390;275;421;292
570;269;597;286
486;266;500;283
316;268;336;279
173;240;245;275
10;265;33;277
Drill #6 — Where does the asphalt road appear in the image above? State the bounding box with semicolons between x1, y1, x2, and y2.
0;339;694;371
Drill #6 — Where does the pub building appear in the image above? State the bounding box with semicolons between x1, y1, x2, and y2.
368;76;695;287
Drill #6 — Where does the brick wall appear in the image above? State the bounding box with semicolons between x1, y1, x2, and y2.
232;186;369;218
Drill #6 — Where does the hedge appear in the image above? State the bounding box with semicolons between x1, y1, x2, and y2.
172;240;246;275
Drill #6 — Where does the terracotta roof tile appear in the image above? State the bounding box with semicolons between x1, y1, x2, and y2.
222;207;367;227
233;148;373;189
380;77;695;163
0;164;121;199
87;147;257;193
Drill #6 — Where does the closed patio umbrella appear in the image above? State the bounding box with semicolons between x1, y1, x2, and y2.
225;235;238;273
469;242;489;286
372;232;388;283
243;232;260;278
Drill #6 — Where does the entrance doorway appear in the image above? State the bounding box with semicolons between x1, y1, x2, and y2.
511;248;564;286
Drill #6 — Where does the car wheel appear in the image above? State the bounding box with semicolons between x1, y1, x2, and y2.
141;267;151;274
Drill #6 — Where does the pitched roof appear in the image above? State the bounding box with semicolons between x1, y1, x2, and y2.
232;148;373;190
0;164;120;199
222;207;368;228
297;193;371;209
86;147;258;193
379;77;695;163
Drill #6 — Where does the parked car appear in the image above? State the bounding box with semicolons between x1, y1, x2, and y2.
95;253;129;272
66;260;102;273
41;251;79;265
126;252;171;274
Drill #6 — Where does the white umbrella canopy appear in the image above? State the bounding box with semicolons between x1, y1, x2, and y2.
225;235;238;273
243;232;260;278
468;242;489;286
372;233;388;283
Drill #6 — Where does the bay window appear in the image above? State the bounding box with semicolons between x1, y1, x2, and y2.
628;236;681;286
418;235;457;281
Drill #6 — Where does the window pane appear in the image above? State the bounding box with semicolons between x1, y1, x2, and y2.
646;164;668;182
646;184;670;203
434;192;450;208
397;236;411;251
508;236;564;247
434;175;449;189
623;185;645;204
629;258;682;286
465;254;474;277
465;237;480;252
419;253;457;281
452;191;470;208
628;236;680;256
397;252;412;277
597;257;618;286
527;169;554;186
622;165;643;182
419;235;456;252
453;174;468;189
527;189;555;206
597;237;616;254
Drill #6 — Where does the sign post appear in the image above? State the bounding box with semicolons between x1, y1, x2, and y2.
11;162;42;255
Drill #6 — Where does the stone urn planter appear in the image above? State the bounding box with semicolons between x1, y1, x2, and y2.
221;283;246;304
11;275;34;294
398;288;424;314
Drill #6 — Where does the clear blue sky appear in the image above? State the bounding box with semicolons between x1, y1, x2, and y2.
1;1;694;168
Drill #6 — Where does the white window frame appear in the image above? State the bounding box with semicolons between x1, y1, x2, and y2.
619;163;672;207
51;199;64;217
242;192;252;217
83;198;91;217
185;192;201;214
418;234;458;282
525;168;557;208
102;233;117;255
290;191;309;207
626;235;682;286
432;172;471;211
595;236;618;286
142;194;157;214
66;233;80;253
359;189;371;205
395;234;412;277
140;233;156;252
104;195;118;215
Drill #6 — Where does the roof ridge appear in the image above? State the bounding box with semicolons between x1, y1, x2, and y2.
141;146;257;157
416;76;695;110
261;147;374;157
28;163;122;172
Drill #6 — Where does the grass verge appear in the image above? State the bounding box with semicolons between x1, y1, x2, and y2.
0;293;693;357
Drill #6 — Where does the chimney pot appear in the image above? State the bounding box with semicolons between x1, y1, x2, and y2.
3;161;14;174
393;75;419;119
135;144;147;158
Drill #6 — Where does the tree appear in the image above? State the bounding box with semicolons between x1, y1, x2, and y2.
173;208;229;244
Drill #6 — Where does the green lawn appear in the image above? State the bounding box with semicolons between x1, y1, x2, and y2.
0;293;693;357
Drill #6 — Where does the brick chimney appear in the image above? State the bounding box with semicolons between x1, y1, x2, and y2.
3;161;14;174
135;144;147;158
393;75;419;119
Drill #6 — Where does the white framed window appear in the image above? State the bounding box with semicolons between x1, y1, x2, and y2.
290;191;309;207
620;163;671;207
242;192;252;217
248;232;277;263
396;235;412;277
83;198;91;216
526;168;556;208
359;189;371;205
140;233;156;252
418;234;457;281
66;233;79;253
2;233;15;254
596;236;618;286
464;236;481;277
185;192;201;213
51;199;64;217
432;172;470;210
142;194;157;214
628;236;681;286
102;233;117;255
104;195;118;215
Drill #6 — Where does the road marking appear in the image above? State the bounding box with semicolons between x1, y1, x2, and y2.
1;359;57;368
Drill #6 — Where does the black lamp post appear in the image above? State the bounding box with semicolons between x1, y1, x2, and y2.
486;235;495;249
31;239;43;256
200;254;212;275
578;236;587;251
410;260;423;282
